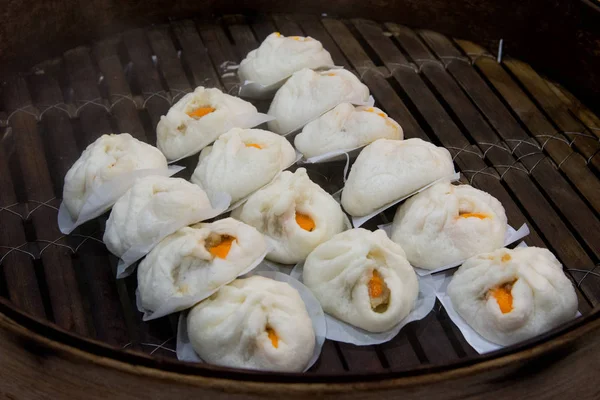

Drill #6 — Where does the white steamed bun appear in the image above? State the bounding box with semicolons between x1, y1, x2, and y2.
267;68;370;134
231;168;346;264
391;181;507;270
157;86;259;160
103;176;213;258
303;229;418;332
187;275;315;372
341;138;454;217
448;247;578;346
294;103;403;158
191;128;296;204
63;133;167;220
137;218;267;314
238;32;334;88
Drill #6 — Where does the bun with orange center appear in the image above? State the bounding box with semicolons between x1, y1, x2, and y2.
294;103;403;158
391;181;507;270
231;168;347;264
191;128;296;204
303;229;418;332
187;275;315;372
448;247;578;346
267;68;370;134
156;86;259;160
137;218;267;316
238;32;334;91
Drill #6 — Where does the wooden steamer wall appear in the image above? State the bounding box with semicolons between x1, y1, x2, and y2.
0;2;599;399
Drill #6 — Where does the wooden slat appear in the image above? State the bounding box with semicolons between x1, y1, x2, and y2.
146;24;199;176
336;343;386;373
171;20;223;90
196;20;240;93
0;145;45;318
380;325;424;371
147;25;193;100
2;78;89;333
547;82;600;140
308;341;346;374
224;15;260;60
93;37;148;141
123;28;170;142
250;15;278;42
452;39;600;215
436;306;479;358
63;47;133;345
501;59;600;173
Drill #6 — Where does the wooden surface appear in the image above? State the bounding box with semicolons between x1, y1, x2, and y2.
1;304;599;399
0;13;599;396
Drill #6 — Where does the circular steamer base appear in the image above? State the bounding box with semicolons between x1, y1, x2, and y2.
1;13;600;399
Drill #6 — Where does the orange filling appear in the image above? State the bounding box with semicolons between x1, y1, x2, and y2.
365;107;387;118
327;73;336;76
274;32;282;37
490;284;514;314
187;106;216;119
266;327;279;348
245;143;263;149
458;212;488;219
295;213;315;232
368;270;384;298
207;236;235;259
501;253;512;262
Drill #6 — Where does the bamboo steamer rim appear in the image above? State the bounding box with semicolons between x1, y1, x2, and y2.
2;296;599;392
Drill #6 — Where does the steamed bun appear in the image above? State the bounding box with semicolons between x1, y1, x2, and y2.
303;229;418;332
191;128;296;204
231;168;346;264
294;103;403;158
137;218;267;314
267;68;370;134
157;87;259;160
341;138;454;217
238;32;334;89
103;176;213;258
448;247;578;346
63;133;167;220
391;182;507;270
187;275;315;372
